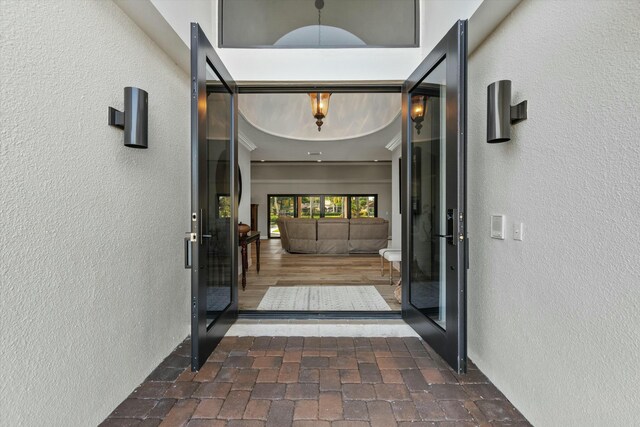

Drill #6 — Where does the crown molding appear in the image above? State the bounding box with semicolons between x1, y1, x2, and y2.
238;130;257;151
385;132;402;151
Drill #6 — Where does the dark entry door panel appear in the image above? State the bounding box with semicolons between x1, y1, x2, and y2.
402;20;468;373
190;23;239;371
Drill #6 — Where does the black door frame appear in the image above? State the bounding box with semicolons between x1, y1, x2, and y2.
401;20;468;373
191;23;239;371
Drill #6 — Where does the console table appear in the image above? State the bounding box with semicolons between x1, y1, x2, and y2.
239;231;260;290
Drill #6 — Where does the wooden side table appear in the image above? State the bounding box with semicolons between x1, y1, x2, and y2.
239;231;260;290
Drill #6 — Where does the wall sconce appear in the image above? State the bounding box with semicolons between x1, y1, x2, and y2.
410;95;427;134
487;80;527;143
108;87;148;149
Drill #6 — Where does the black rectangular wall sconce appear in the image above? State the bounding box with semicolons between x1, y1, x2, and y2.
108;87;148;149
487;80;527;143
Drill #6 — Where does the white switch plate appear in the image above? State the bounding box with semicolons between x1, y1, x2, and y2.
491;215;505;239
513;222;524;241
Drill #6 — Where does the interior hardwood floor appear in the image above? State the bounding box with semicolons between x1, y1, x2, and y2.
240;239;401;311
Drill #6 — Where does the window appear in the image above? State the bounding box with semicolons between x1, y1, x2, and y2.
350;196;376;218
268;194;378;238
219;0;418;48
323;196;348;219
298;196;321;219
269;196;296;237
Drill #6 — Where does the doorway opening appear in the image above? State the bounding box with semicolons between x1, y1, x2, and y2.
235;89;403;315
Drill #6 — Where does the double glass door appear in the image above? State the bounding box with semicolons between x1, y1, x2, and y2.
188;21;468;374
402;20;468;373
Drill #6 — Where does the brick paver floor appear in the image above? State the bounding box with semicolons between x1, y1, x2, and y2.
101;336;530;426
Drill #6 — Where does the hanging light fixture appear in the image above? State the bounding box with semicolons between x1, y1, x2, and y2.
309;92;331;131
305;1;331;132
410;94;427;134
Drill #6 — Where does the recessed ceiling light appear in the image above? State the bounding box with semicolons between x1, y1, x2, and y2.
317;160;322;163
308;151;323;156
374;159;379;162
260;160;265;162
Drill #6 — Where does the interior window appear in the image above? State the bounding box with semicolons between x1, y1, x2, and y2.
219;0;418;48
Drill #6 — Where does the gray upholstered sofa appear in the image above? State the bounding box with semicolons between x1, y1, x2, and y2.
276;217;389;254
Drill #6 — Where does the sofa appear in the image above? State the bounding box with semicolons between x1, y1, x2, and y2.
276;217;389;254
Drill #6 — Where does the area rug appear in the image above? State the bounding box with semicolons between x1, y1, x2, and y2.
256;286;392;311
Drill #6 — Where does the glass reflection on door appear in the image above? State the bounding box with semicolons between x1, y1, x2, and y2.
204;63;232;327
409;59;447;329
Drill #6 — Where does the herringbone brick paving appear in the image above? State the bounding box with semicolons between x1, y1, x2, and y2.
101;336;530;426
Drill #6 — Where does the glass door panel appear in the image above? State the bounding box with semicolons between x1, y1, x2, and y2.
324;196;348;218
350;196;376;218
190;23;238;371
409;59;447;329
298;196;321;218
204;67;232;326
402;20;467;373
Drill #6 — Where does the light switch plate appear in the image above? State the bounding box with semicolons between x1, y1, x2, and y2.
513;222;524;241
491;215;505;239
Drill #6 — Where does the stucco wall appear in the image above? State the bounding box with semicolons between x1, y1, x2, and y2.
0;1;190;424
467;0;640;425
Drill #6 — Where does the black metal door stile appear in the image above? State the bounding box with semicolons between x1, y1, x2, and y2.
190;23;239;371
401;20;468;373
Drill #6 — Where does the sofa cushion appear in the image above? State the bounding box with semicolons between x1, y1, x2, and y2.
279;218;317;253
349;217;389;240
284;218;317;240
348;218;389;253
289;239;317;254
317;218;349;254
317;218;349;239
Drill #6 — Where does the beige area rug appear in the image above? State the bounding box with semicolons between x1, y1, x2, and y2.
256;286;392;311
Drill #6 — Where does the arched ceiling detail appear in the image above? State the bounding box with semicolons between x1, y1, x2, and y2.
238;93;401;141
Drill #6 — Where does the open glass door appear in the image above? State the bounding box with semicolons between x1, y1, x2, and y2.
190;23;238;371
402;20;468;373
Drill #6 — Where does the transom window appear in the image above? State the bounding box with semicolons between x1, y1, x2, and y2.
268;194;378;238
219;0;419;48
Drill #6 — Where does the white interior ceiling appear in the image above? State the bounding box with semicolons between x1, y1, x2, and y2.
238;93;401;161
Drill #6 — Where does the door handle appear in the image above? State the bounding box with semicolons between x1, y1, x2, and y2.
434;234;453;238
184;237;192;269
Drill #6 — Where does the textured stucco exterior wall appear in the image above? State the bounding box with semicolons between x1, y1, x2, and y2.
0;1;190;424
467;1;640;425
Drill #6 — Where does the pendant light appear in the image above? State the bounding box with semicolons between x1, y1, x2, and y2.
309;92;331;131
307;1;331;132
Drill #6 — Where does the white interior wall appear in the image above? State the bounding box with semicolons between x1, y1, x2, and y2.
251;163;392;239
467;1;640;425
0;1;190;424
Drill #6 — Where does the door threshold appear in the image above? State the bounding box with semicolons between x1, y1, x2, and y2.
238;310;402;320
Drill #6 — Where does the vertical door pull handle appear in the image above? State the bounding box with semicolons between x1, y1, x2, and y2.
184;237;192;269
